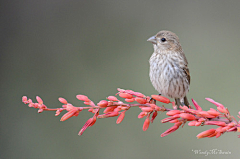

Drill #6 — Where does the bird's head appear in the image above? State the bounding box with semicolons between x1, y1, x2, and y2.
147;30;182;52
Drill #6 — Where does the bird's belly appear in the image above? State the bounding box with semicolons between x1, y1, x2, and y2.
149;63;188;99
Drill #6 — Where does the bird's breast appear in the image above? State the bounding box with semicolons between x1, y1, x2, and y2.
149;53;189;98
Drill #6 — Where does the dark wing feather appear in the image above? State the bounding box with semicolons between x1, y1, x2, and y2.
183;67;190;85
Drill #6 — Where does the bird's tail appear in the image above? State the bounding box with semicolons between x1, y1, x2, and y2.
175;96;189;107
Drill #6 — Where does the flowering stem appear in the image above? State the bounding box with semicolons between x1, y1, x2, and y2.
21;88;240;138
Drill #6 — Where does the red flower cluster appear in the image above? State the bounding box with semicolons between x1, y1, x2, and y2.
22;88;240;138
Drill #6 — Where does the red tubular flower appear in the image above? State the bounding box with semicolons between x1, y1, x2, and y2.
161;122;182;137
138;112;148;118
97;100;108;108
22;96;28;104
169;119;179;123
227;127;237;132
135;97;147;104
151;111;158;123
107;96;118;101
115;106;122;112
88;108;94;113
179;105;189;110
78;118;94;136
205;98;224;108
78;110;99;136
151;95;170;104
180;113;196;121
166;110;181;116
161;114;180;123
143;115;150;131
196;111;216;118
216;126;225;133
76;95;90;102
103;106;117;113
196;111;209;117
204;121;226;127
191;99;202;111
116;111;126;124
117;88;125;92
119;89;146;98
188;121;197;126
195;121;202;126
97;111;119;118
38;109;44;113
141;107;153;112
207;131;218;138
207;108;220;117
58;97;68;104
221;123;235;132
197;129;216;139
60;109;79;121
149;104;162;111
198;118;205;122
132;92;145;98
125;98;135;102
89;115;97;127
36;96;43;105
217;107;228;114
215;132;222;138
119;93;133;99
84;101;95;107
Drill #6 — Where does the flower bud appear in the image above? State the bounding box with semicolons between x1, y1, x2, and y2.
207;108;220;117
125;98;135;102
141;107;153;112
151;111;158;123
151;95;170;104
188;121;197;126
116;111;126;124
60;109;77;121
180;113;196;121
76;95;90;102
191;99;202;111
166;110;181;116
138;112;147;118
107;96;118;101
97;100;108;108
161;114;180;123
36;96;43;105
197;129;216;139
119;93;133;99
143;116;150;131
217;107;228;114
22;96;28;104
103;106;117;113
58;97;68;104
135;97;147;104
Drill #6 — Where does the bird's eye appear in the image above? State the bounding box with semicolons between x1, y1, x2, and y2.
161;38;166;42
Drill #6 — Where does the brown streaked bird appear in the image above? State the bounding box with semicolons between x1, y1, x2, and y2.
147;30;190;107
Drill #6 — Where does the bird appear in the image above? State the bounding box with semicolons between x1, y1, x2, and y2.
147;30;190;107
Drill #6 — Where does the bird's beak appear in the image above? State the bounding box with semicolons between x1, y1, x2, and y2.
147;36;157;44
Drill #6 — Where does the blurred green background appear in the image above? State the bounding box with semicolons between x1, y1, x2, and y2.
1;1;240;159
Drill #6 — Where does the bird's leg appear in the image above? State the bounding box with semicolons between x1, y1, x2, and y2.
176;97;189;108
175;98;182;107
183;96;189;107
